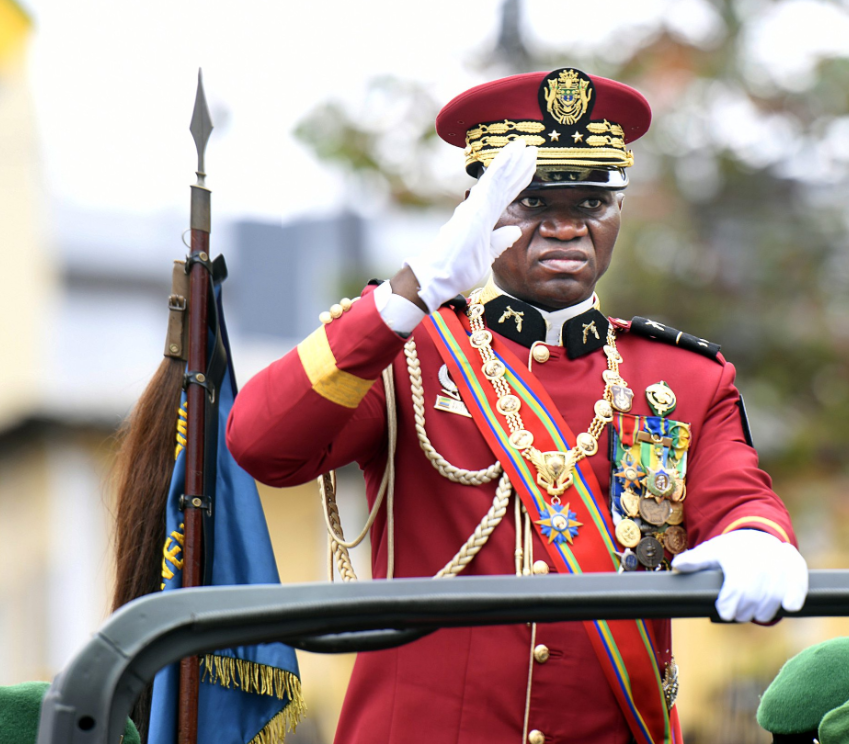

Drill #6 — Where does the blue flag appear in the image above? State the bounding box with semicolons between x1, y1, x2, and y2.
148;285;303;744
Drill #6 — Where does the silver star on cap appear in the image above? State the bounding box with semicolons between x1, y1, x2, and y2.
548;129;561;142
572;131;584;143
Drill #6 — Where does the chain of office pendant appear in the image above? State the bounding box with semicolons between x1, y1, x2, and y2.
465;290;625;498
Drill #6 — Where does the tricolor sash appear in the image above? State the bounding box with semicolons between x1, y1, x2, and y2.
426;307;681;744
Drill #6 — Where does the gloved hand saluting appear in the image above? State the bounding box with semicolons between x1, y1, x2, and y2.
672;529;808;622
405;139;538;312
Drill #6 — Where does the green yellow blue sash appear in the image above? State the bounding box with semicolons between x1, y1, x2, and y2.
426;307;682;744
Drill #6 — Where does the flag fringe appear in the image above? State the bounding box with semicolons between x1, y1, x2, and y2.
246;703;304;744
200;654;306;742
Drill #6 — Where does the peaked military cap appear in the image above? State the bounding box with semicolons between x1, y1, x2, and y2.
436;67;651;188
757;638;849;743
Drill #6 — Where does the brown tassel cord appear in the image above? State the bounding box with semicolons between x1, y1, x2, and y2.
109;356;186;742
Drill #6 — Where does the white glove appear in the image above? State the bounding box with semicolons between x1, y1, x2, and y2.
406;139;538;312
672;529;808;623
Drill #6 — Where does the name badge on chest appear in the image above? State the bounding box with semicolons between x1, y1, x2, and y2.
434;364;472;418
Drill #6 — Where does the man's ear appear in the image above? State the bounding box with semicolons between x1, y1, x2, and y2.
464;189;471;201
616;192;625;211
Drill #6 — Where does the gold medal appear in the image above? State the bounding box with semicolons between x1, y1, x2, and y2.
646;468;676;499
496;394;522;415
663;525;688;555
639;497;672;526
576;432;598;456
528;449;575;497
482;359;506;379
470;330;493;348
646;381;677;417
594;399;614;422
509;429;534;450
667;502;684;526
615;518;641;548
620;489;641;517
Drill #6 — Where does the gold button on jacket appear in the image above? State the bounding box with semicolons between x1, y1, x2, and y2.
533;644;550;664
532;344;551;363
528;729;545;744
532;560;550;575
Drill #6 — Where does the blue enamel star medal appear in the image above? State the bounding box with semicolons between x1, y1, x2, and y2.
535;502;583;546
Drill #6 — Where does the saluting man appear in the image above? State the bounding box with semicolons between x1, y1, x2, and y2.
227;68;808;744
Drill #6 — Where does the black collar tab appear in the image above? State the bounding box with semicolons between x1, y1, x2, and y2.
483;294;546;347
562;308;609;359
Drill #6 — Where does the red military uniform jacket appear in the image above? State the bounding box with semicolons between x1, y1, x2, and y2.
227;286;796;744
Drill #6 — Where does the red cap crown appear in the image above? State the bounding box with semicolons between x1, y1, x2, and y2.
436;68;651;182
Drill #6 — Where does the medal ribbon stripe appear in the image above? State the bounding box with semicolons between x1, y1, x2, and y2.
635;618;673;740
593;618;666;744
426;310;675;744
611;414;690;498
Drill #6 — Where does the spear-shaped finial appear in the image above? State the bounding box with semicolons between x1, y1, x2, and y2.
190;68;214;187
190;69;213;233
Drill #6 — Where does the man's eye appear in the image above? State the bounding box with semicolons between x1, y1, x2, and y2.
581;198;603;209
519;197;545;208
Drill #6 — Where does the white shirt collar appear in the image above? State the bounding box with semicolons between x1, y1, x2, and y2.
492;277;598;346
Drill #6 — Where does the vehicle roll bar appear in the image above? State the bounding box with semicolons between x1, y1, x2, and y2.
37;570;849;744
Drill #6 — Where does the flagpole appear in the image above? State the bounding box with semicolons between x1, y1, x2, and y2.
178;68;214;744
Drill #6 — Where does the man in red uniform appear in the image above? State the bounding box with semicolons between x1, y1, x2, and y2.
227;69;808;744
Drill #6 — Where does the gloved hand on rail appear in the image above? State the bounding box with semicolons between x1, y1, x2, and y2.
672;529;808;622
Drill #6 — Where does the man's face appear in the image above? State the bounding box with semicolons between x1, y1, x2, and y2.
491;186;624;312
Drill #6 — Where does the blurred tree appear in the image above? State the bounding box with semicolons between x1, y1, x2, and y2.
294;0;849;483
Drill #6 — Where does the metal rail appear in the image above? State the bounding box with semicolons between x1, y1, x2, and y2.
37;570;849;744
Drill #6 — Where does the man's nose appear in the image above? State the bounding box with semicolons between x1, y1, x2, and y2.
539;213;588;241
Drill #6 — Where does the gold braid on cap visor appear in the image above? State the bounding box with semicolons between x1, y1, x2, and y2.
464;118;634;171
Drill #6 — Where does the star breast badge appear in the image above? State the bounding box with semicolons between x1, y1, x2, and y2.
536;503;583;545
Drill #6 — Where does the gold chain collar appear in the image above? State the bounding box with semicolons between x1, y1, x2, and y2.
466;290;630;501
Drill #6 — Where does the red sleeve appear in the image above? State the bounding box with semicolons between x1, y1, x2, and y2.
226;288;408;487
684;357;797;547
